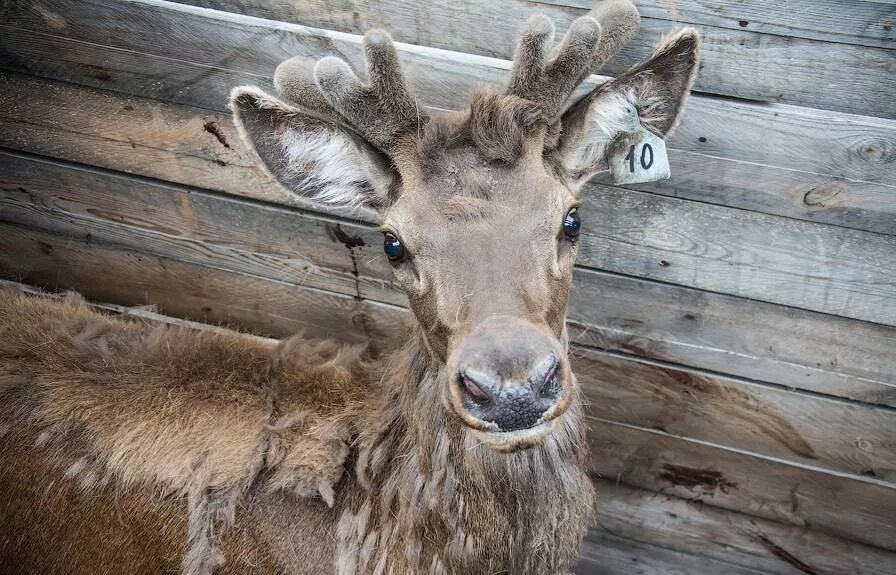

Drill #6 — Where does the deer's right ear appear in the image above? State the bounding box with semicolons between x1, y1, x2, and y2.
230;86;398;210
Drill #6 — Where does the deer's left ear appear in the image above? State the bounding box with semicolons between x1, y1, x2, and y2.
556;28;700;188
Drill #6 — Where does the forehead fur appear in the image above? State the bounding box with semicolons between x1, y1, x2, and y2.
419;89;545;170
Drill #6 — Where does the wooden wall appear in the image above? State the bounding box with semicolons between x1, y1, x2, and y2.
1;0;894;572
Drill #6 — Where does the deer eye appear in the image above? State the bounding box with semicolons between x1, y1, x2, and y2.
383;232;406;262
563;208;581;238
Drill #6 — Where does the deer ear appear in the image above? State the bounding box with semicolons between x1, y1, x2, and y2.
230;86;398;210
556;28;700;188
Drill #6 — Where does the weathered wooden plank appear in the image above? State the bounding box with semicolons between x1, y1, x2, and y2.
580;480;896;575
0;223;405;344
0;151;401;306
580;185;896;326
3;224;894;551
2;0;894;183
576;347;896;480
169;0;896;116
569;270;896;406
547;0;896;47
4;149;895;405
4;71;893;238
589;420;896;551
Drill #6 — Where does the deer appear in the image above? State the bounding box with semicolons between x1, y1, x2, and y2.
0;1;699;573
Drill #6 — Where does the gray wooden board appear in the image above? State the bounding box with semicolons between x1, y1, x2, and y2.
3;149;895;406
579;184;896;326
580;480;896;575
1;226;894;552
3;71;893;237
0;223;405;344
575;346;896;480
544;0;896;47
169;0;896;116
1;0;894;185
589;420;896;551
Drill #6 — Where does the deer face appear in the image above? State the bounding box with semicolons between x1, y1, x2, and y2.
232;0;699;452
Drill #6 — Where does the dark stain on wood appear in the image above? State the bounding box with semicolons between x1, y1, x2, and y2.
658;464;737;496
328;224;365;249
738;20;749;27
659;260;670;267
698;136;707;143
202;121;230;148
328;224;365;300
749;531;819;575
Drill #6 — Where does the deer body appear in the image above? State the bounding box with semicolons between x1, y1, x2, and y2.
0;2;699;573
0;291;590;574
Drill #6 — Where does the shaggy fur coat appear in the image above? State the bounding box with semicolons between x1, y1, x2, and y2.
0;290;593;574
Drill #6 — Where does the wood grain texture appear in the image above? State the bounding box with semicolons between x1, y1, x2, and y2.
548;0;896;47
589;420;896;551
2;227;894;552
580;480;896;574
1;0;894;183
3;71;893;238
169;0;896;116
4;149;895;406
580;185;896;326
576;347;896;480
0;223;405;344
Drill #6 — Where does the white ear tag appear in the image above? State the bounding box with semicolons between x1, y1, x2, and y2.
608;114;671;185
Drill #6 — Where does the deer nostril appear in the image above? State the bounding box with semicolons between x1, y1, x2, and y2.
539;363;560;396
462;375;489;402
530;353;560;397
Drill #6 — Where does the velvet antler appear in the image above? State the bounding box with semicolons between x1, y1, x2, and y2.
273;30;425;158
505;0;640;118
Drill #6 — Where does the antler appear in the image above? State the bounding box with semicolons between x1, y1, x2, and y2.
506;0;640;118
274;30;426;156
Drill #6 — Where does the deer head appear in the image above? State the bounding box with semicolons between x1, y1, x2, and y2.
231;0;699;453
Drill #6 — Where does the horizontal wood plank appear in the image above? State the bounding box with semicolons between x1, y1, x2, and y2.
576;348;896;480
0;223;406;344
1;0;894;186
4;71;893;237
581;480;896;574
589;420;896;551
549;0;896;47
169;0;896;116
579;185;896;326
3;149;894;406
2;223;894;552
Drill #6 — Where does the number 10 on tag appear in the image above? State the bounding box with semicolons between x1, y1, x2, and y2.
609;130;671;185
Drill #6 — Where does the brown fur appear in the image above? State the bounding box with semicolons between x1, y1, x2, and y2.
0;289;593;574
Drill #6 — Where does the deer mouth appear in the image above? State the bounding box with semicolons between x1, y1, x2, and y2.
468;420;557;453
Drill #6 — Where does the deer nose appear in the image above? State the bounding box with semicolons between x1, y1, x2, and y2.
458;353;561;432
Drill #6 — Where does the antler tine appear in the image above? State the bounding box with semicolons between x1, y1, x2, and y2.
584;0;641;79
313;29;425;154
505;0;641;118
506;14;602;118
